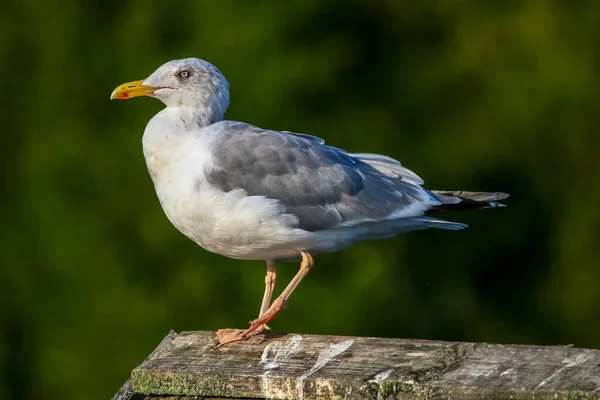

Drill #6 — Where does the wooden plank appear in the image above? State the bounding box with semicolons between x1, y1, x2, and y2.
124;330;600;399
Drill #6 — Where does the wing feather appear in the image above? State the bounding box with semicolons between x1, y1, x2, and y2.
205;122;438;231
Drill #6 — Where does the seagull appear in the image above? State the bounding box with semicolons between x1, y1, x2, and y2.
111;58;508;346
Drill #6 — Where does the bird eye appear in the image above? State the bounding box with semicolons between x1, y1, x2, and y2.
178;70;190;79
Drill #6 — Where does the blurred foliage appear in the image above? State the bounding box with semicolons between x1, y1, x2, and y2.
1;0;600;399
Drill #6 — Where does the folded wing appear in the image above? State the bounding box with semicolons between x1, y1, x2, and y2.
205;122;440;232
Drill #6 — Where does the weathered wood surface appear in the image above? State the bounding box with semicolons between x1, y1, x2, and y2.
115;330;600;399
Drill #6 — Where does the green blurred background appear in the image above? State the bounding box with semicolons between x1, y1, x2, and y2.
1;0;599;399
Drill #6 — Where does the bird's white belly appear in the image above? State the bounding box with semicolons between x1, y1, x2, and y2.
141;116;314;260
148;156;310;260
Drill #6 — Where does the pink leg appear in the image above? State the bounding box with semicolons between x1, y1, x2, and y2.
217;252;314;346
259;260;277;318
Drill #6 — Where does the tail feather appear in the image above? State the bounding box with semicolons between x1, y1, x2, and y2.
429;190;509;212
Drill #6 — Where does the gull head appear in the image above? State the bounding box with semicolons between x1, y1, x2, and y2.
111;58;230;124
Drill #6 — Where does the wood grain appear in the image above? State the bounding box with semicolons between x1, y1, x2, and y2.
115;330;600;399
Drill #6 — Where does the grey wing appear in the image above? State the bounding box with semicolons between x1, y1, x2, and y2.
350;153;425;185
206;122;440;232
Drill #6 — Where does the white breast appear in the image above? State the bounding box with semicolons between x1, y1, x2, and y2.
141;109;312;260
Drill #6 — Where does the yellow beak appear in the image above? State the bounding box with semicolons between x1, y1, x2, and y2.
110;79;158;100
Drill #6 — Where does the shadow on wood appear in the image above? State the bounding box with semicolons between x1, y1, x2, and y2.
112;330;600;399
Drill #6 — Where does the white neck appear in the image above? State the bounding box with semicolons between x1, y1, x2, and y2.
142;108;202;181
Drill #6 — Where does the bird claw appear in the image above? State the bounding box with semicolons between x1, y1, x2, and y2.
215;324;269;347
215;328;246;347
